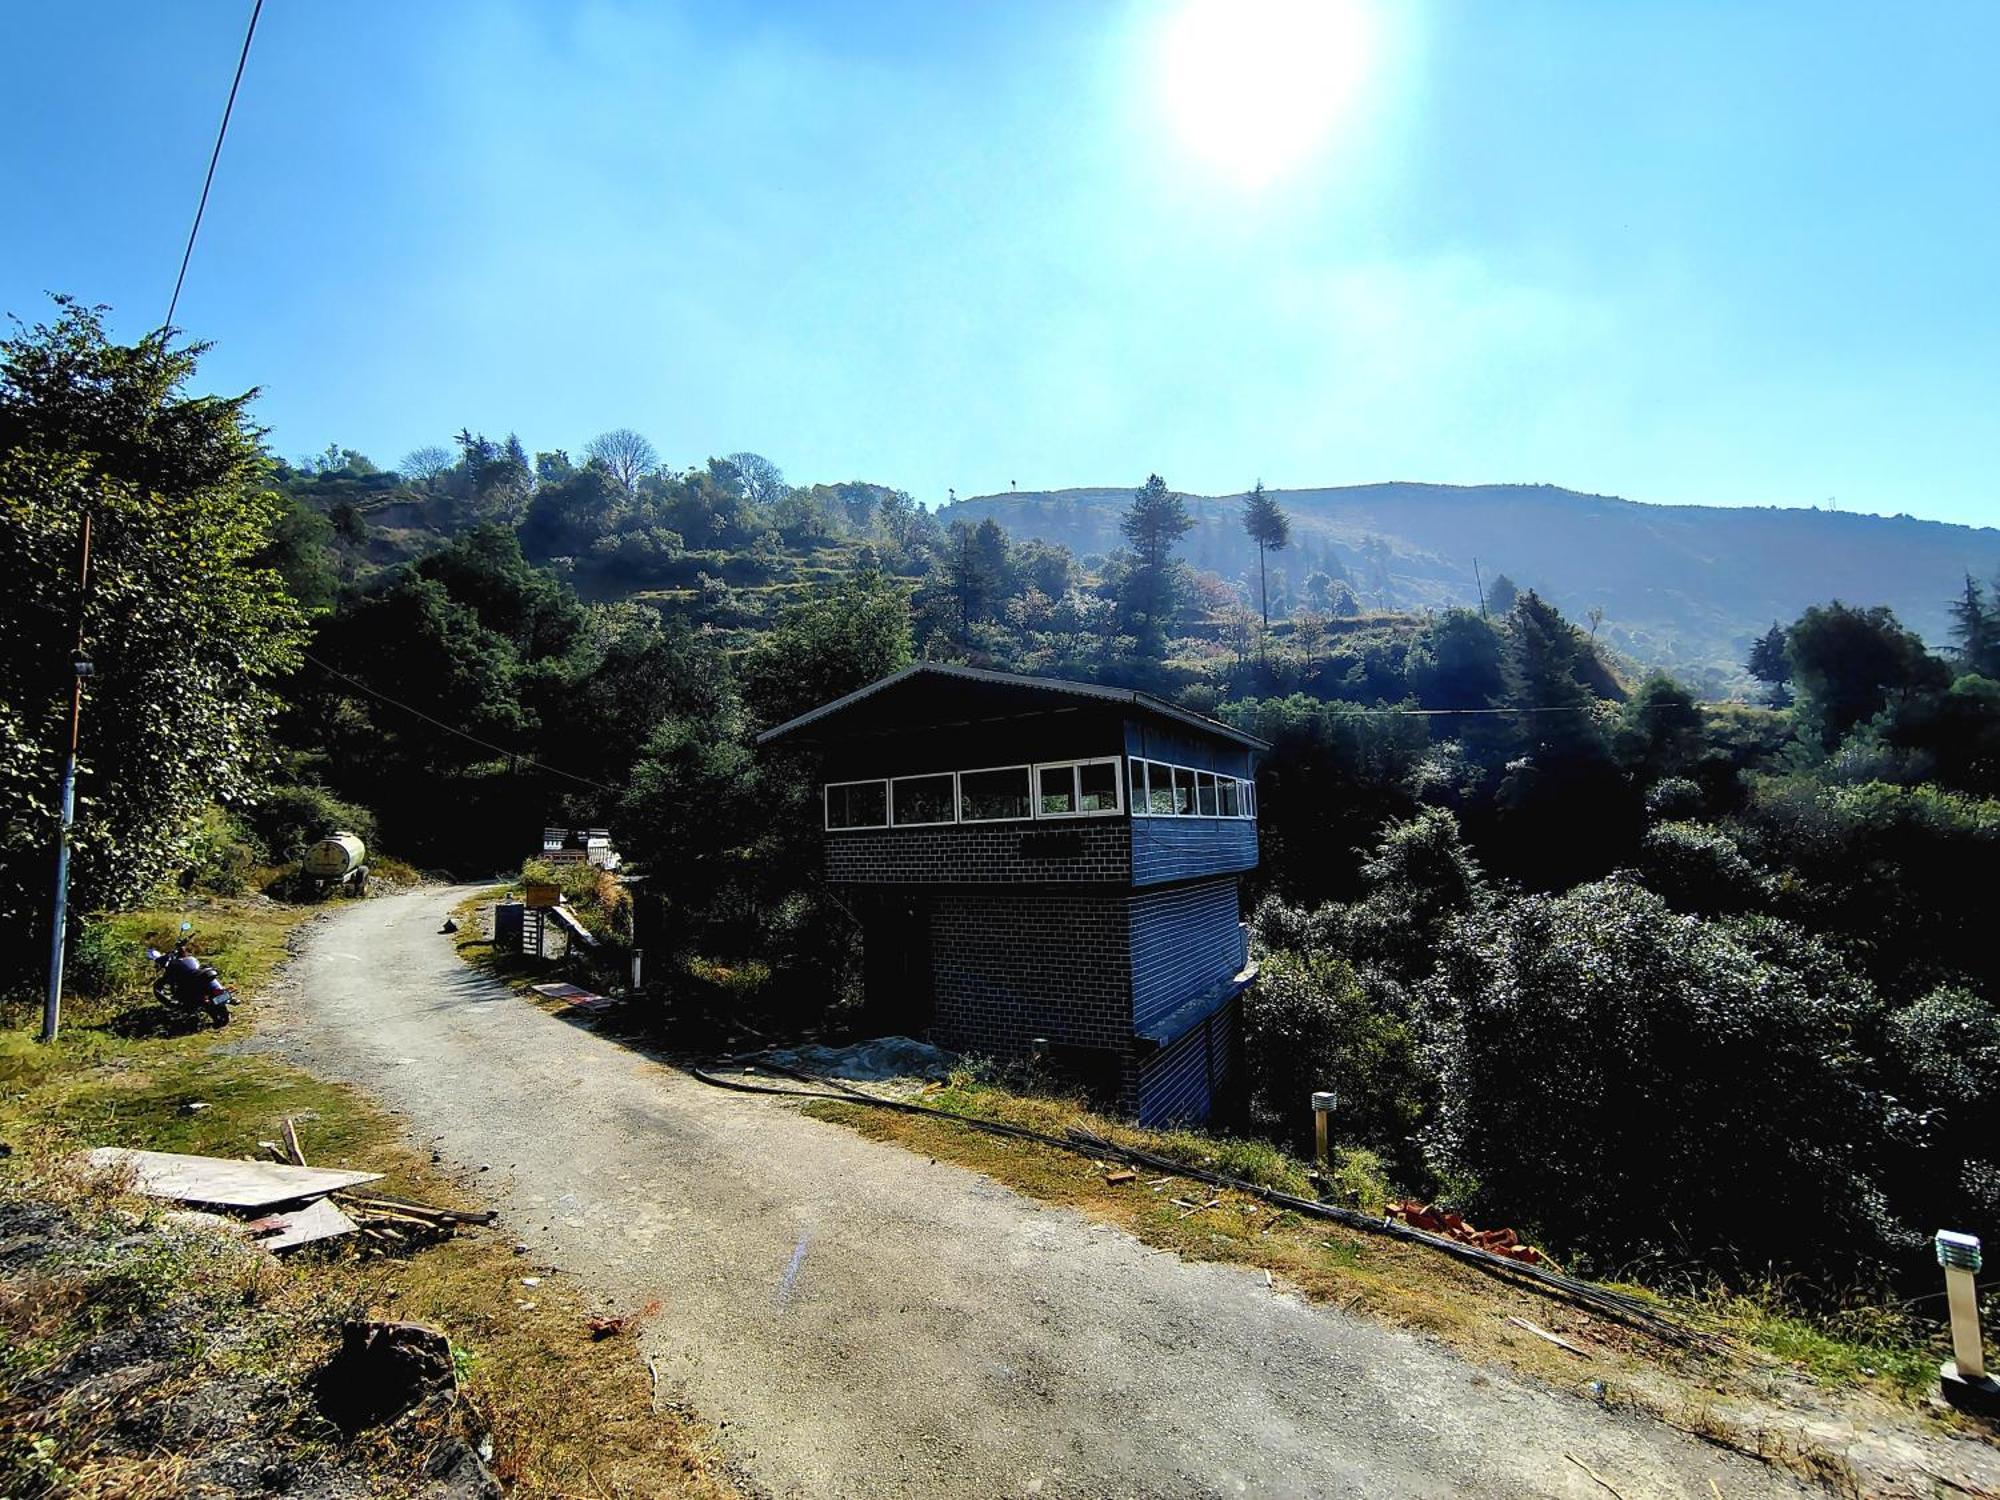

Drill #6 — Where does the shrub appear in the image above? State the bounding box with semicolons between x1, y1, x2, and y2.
243;784;376;863
1630;820;1769;916
1422;881;1897;1284
1643;776;1703;821
66;917;146;999
1241;950;1425;1169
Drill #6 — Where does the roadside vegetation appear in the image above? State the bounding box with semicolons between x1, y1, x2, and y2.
0;896;736;1499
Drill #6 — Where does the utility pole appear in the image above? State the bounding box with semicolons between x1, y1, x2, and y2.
1473;557;1487;619
42;515;94;1044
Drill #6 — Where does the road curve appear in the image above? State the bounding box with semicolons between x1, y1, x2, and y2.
266;885;1807;1500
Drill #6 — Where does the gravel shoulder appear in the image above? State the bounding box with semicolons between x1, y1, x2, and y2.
264;883;1812;1499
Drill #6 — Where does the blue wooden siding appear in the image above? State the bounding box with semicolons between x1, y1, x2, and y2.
1129;817;1258;887
1136;994;1244;1126
1129;879;1244;1036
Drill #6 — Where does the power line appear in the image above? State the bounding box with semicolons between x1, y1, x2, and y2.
164;0;264;330
301;651;621;795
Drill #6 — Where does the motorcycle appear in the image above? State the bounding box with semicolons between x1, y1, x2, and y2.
147;921;235;1028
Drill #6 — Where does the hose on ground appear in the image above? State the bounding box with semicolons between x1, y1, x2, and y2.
686;1056;1711;1349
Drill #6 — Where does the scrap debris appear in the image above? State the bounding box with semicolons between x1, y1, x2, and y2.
1388;1201;1545;1265
586;1299;662;1340
84;1121;492;1257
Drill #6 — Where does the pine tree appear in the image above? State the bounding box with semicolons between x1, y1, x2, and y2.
1747;622;1793;706
1241;480;1291;665
1948;574;2000;679
1117;474;1193;656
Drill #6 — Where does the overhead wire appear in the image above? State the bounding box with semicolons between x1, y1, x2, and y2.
300;651;621;795
164;0;264;331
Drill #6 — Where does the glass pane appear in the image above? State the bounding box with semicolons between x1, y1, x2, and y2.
1173;766;1197;815
1148;761;1177;816
1078;760;1119;813
1037;764;1077;816
1245;779;1257;817
827;781;886;829
959;766;1032;821
893;774;957;825
1129;758;1147;814
1218;778;1239;818
1197;770;1218;816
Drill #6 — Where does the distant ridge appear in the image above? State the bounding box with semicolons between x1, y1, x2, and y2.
939;482;2000;691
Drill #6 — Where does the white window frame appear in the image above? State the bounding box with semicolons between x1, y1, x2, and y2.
1033;757;1125;819
957;763;1037;824
1128;761;1260;821
890;771;959;827
824;778;889;831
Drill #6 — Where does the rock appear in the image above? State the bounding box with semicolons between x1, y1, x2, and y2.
423;1434;502;1498
315;1318;455;1431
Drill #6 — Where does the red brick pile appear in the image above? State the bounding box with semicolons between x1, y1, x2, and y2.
1387;1201;1543;1265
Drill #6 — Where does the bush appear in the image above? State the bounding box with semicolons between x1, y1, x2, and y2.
1643;776;1703;821
66;917;146;999
243;784;377;864
1422;881;1898;1284
1629;820;1769;916
1885;986;2000;1240
178;807;260;895
1241;950;1424;1169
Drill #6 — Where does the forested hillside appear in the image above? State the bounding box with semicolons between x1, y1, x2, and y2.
944;483;2000;694
11;304;2000;1318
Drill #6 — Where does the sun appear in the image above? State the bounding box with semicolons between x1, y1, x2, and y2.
1155;0;1377;189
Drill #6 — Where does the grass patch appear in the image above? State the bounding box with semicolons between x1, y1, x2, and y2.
1;893;735;1499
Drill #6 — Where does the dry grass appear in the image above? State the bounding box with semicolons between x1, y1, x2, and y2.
1;893;737;1500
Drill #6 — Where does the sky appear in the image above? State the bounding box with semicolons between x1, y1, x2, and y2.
3;0;1997;527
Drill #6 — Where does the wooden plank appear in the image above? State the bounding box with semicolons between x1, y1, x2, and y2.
254;1197;360;1252
87;1148;381;1209
282;1117;307;1167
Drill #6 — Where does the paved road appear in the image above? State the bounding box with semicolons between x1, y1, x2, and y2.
269;885;1809;1499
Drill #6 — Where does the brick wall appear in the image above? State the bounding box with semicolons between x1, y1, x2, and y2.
928;892;1132;1063
827;820;1130;886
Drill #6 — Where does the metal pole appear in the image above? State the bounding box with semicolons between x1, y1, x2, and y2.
1311;1091;1337;1172
42;514;93;1044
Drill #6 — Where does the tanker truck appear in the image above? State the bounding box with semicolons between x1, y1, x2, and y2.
302;831;368;898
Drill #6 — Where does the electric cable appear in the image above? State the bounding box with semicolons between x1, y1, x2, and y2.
165;0;264;330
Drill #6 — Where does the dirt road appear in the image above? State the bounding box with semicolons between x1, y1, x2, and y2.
269;885;1808;1499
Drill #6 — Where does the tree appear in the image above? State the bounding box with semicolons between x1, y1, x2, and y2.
1787;602;1949;750
740;571;912;732
1292;609;1328;677
1117;474;1193;655
400;444;453;487
1241;480;1291;654
723;451;787;507
1949;574;2000;680
0;298;307;918
1484;573;1519;615
1746;622;1793;706
584;428;658;495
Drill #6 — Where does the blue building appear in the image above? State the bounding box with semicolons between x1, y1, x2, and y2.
757;663;1267;1125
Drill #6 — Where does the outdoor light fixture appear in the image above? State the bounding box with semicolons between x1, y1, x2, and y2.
1311;1090;1337;1172
1937;1230;2000;1413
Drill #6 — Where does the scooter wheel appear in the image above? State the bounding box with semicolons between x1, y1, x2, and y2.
210;1007;231;1028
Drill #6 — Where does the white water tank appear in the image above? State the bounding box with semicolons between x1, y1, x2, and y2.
303;831;367;881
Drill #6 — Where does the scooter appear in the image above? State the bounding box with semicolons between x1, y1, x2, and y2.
147;921;235;1028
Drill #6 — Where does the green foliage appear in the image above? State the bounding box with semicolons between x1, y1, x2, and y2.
65;916;146;1000
1786;601;1949;750
1423;880;1896;1280
739;571;912;732
1241;950;1423;1163
0;298;307;922
241;782;376;863
1747;621;1793;704
1629;820;1769;916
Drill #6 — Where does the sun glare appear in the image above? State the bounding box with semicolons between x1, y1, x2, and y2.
1156;0;1376;189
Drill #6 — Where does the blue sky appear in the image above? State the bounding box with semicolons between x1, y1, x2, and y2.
4;1;1996;526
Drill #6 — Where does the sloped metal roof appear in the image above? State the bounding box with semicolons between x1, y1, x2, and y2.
754;661;1270;750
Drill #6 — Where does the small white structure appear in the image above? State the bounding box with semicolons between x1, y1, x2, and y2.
540;826;620;871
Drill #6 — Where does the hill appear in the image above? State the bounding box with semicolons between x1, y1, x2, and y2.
940;483;2000;692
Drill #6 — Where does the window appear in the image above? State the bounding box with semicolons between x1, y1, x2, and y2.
959;765;1033;822
825;779;888;830
1129;758;1147;813
1196;770;1218;816
1244;778;1257;817
1218;777;1239;818
1034;758;1122;818
1173;766;1197;816
892;773;957;826
1036;764;1077;816
1078;759;1120;814
1147;760;1178;816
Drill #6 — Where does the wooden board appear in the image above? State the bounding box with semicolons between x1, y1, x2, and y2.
87;1148;381;1209
252;1196;360;1252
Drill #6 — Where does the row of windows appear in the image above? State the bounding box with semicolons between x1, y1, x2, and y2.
826;758;1126;830
825;756;1257;830
1127;759;1257;820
